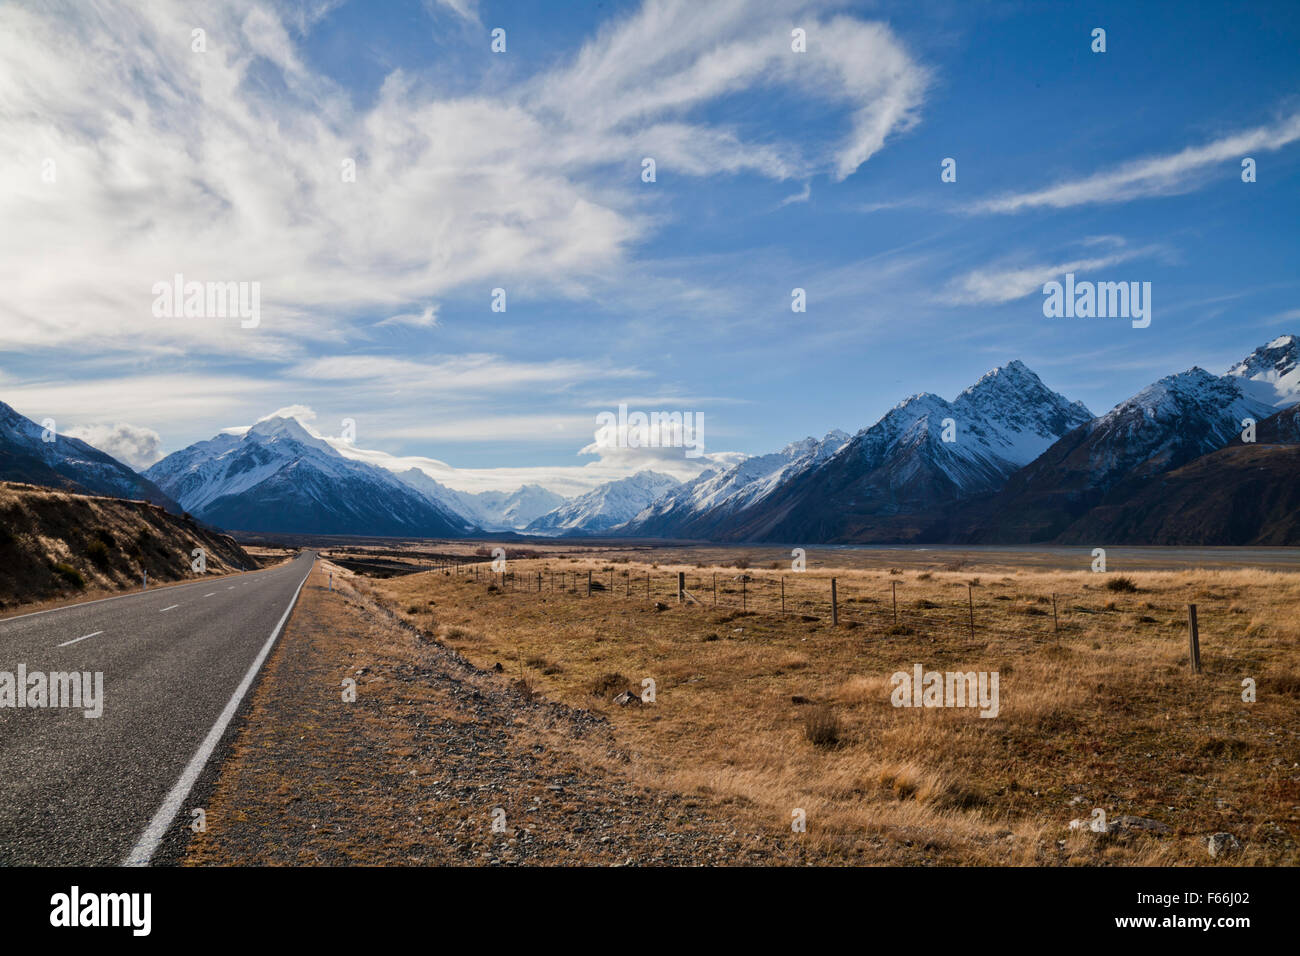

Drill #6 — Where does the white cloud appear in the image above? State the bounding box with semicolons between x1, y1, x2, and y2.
378;305;439;328
974;112;1300;214
423;0;479;25
780;182;812;206
940;241;1163;305
63;421;165;469
257;404;317;423
286;353;643;392
0;0;927;360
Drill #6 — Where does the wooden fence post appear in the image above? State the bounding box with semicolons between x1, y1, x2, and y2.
713;573;717;606
892;580;897;624
587;570;592;596
781;577;785;615
831;577;838;626
968;585;975;640
1052;593;1059;636
1188;604;1201;674
742;576;747;610
678;571;685;603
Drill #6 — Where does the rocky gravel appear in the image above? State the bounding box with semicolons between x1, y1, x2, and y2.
181;563;831;866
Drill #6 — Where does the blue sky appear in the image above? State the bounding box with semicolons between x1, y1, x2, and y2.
1;0;1298;493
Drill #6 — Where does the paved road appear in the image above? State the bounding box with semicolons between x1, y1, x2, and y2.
0;551;315;865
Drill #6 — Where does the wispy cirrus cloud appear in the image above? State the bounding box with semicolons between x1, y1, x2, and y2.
939;240;1165;305
0;0;927;359
286;354;644;393
973;111;1300;214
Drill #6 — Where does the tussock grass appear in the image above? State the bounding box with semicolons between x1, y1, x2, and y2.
371;552;1300;865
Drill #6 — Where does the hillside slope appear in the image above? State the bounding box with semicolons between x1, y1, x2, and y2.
0;481;255;608
1055;404;1300;545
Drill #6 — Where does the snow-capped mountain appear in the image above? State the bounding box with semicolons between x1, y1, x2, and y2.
526;470;681;535
0;400;179;510
1226;334;1300;408
394;468;565;530
1054;399;1300;546
623;360;1092;543
470;484;567;529
964;356;1280;543
618;429;850;538
146;415;475;536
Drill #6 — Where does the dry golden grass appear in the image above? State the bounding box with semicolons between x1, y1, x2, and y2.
372;554;1300;865
0;481;259;611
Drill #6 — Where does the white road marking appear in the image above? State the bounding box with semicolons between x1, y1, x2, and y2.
203;592;216;597
125;557;315;867
0;567;277;627
58;630;103;648
160;605;179;612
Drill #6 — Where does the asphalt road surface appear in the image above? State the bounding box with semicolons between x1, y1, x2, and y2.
0;551;315;866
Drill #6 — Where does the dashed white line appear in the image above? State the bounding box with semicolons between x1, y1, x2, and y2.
58;630;103;648
203;592;216;597
160;605;179;612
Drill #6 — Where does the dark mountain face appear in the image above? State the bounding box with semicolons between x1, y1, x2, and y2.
959;368;1276;543
1050;402;1300;546
0;401;179;511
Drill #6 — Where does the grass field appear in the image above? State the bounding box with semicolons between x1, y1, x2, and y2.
365;549;1300;865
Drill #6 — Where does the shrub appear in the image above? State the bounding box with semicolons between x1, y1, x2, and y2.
53;562;86;588
803;704;840;749
589;672;629;698
1106;575;1139;593
86;539;111;570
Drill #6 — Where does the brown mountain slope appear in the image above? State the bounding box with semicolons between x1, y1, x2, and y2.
1056;443;1300;545
0;481;255;609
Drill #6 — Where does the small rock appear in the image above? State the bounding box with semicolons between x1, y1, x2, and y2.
1206;832;1241;858
791;695;812;705
612;691;642;707
1114;815;1172;835
492;662;504;672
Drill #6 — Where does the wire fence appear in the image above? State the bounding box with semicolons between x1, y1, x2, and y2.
408;557;1232;650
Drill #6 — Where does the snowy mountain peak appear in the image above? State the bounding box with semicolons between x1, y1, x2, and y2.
1111;367;1264;425
246;415;335;454
1226;333;1300;407
779;429;850;460
145;415;473;536
526;470;680;534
